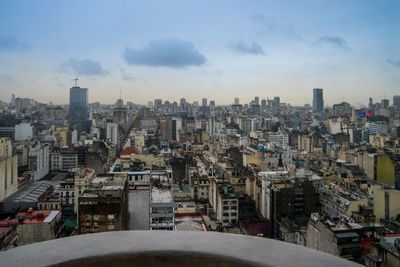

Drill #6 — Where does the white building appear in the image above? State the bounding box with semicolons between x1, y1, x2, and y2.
150;188;175;230
268;132;289;150
28;142;49;181
14;123;33;141
106;122;119;146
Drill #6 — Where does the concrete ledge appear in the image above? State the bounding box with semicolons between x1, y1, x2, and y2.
0;231;362;267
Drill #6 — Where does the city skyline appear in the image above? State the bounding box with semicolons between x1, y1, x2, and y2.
1;0;400;105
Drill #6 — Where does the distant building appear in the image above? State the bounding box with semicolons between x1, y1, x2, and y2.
69;86;89;133
14;123;33;141
273;97;280;114
333;102;351;117
202;98;207;107
313;88;324;113
106;122;120;146
393;95;400;107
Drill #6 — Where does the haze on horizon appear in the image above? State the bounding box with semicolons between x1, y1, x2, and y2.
0;0;399;107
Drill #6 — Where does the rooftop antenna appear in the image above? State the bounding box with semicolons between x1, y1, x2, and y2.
120;89;122;100
72;78;79;87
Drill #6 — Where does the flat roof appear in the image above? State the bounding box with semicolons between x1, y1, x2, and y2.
151;188;173;203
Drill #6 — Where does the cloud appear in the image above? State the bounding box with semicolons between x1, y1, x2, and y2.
387;59;400;68
227;41;265;55
0;75;13;83
0;36;30;52
313;36;352;51
251;14;303;41
59;58;108;76
118;66;135;82
123;38;206;68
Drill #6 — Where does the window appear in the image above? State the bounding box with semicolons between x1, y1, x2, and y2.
223;213;229;216
231;212;237;217
108;214;115;220
108;224;114;230
93;215;100;221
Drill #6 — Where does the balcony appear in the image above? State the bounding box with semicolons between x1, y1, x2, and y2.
0;231;361;267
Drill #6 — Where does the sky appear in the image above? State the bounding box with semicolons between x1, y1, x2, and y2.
0;0;399;106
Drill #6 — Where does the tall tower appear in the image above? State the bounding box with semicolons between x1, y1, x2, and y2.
202;98;207;107
69;85;89;133
313;88;324;113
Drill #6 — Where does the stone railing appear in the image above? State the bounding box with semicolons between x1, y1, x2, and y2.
0;231;361;266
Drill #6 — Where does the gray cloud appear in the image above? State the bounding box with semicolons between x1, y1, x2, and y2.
118;66;135;82
123;38;206;68
59;58;108;76
0;36;30;52
388;59;400;68
314;36;352;51
0;75;13;83
227;41;265;55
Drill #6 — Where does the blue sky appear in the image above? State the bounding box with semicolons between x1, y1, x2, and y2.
0;0;399;106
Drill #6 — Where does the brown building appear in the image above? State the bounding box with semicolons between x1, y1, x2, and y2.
78;174;128;234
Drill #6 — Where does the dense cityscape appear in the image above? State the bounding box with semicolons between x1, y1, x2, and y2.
0;87;398;266
1;1;400;266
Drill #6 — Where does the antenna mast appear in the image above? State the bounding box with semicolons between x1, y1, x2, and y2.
72;78;79;87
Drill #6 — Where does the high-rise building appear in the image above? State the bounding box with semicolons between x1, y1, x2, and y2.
273;97;280;114
11;94;15;106
381;99;389;108
261;99;267;110
69;86;89;133
254;96;259;105
154;99;162;109
209;100;215;109
202;98;207;107
313;88;324;113
234;97;240;105
106;122;120;146
393;95;400;107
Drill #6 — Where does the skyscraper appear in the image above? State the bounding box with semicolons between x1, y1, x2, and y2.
393;95;400;107
69;86;89;133
202;98;207;107
11;94;15;106
313;88;324;113
273;96;280;114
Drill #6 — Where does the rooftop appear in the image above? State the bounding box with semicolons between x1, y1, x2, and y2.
150;187;173;203
0;210;60;225
120;146;140;156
